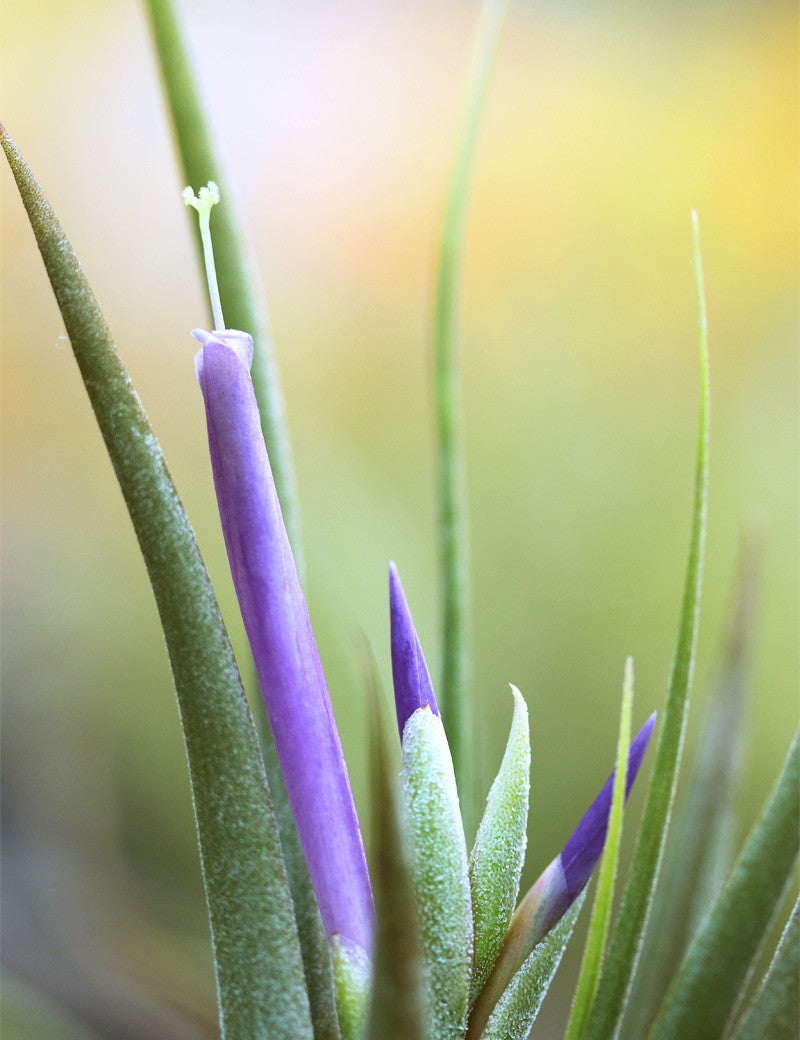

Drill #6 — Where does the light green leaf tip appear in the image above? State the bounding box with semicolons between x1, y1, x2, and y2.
730;895;799;1040
647;730;800;1040
333;939;371;1040
476;893;586;1040
469;685;531;1004
563;659;634;1040
401;706;474;1040
580;211;710;1040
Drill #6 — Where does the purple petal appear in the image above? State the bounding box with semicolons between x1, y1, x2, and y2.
560;711;657;898
194;328;374;954
389;562;439;737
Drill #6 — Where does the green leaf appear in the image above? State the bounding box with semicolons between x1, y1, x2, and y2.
362;647;428;1040
730;896;800;1040
563;659;634;1040
476;893;586;1040
401;707;474;1040
580;211;710;1040
469;685;531;1004
1;976;105;1040
143;0;304;583
433;0;510;833
1;128;313;1040
332;940;370;1040
647;731;800;1040
620;536;761;1040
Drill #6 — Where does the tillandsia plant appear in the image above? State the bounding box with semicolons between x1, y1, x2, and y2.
2;1;798;1040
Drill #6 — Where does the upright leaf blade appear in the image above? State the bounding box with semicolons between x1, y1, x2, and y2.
620;536;761;1040
581;212;710;1040
434;0;509;830
1;128;312;1040
647;731;800;1040
469;686;531;1004
361;645;428;1040
729;896;800;1040
563;659;634;1040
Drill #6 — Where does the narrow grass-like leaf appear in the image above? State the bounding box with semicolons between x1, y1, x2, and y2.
434;0;509;829
475;894;586;1040
580;212;710;1040
563;659;634;1040
647;731;799;1040
730;895;799;1040
469;686;531;1005
401;707;474;1040
620;537;761;1040
1;129;313;1040
143;0;303;580
361;643;428;1040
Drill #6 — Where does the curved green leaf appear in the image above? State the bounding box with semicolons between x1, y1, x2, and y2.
563;659;634;1040
401;707;473;1040
1;128;312;1040
477;893;585;1040
730;896;799;1040
647;731;799;1040
434;0;509;830
581;212;710;1040
469;685;531;1004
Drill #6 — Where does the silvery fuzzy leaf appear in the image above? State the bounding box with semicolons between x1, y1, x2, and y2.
332;938;370;1040
469;686;531;1005
401;706;473;1040
477;893;585;1040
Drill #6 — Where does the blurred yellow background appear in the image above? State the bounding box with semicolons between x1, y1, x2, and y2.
2;0;797;1036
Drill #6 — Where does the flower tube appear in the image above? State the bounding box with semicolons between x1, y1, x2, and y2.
187;184;374;958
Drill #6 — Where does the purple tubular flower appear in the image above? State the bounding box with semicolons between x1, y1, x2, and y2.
193;328;374;955
389;562;440;737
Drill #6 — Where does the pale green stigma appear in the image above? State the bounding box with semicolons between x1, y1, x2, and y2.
183;181;224;331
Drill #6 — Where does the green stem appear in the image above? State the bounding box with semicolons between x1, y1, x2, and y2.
434;0;509;838
2;127;312;1040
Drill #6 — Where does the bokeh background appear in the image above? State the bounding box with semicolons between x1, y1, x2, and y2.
2;0;797;1036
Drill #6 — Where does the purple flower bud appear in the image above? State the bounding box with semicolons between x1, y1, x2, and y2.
389;562;440;737
560;710;657;900
194;328;374;955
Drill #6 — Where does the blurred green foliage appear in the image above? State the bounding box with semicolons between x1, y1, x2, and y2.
1;1;797;1035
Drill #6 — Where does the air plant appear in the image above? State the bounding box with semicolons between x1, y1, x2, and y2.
2;0;797;1038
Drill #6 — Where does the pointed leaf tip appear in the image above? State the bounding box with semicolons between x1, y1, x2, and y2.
390;562;440;738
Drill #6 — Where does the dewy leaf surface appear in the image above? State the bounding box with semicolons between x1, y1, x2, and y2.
647;730;800;1040
1;128;312;1040
581;212;710;1040
401;707;473;1040
478;893;585;1040
469;686;531;1004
